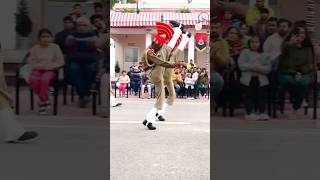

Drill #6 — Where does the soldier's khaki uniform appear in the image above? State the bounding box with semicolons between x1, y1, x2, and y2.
143;45;176;110
163;48;184;105
0;50;25;141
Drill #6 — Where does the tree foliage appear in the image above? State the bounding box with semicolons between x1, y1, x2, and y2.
15;0;32;37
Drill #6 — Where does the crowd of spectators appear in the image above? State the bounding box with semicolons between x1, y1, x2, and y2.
212;0;319;120
25;2;106;114
116;63;210;100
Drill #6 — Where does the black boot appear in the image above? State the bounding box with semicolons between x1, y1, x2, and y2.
155;113;165;121
169;20;185;33
7;131;39;143
142;120;156;130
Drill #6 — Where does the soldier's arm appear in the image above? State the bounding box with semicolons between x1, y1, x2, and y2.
146;50;176;68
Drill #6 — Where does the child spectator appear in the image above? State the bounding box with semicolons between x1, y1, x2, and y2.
238;36;272;121
28;29;65;115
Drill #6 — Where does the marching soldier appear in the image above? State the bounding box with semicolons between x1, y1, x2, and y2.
142;22;187;130
157;21;192;121
0;43;38;143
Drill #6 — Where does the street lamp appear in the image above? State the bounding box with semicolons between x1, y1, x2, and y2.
195;12;209;31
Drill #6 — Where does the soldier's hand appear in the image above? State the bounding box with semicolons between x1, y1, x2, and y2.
175;61;187;67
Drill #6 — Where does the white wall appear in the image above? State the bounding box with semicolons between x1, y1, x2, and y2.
0;0;17;49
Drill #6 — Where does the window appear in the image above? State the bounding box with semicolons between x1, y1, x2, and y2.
125;47;139;62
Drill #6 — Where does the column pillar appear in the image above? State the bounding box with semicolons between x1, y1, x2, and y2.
110;38;116;79
145;30;152;48
188;34;195;64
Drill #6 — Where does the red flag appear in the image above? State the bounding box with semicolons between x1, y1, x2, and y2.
195;33;207;52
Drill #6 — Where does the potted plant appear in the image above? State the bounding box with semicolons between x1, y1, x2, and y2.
15;0;33;49
176;7;192;13
115;61;120;77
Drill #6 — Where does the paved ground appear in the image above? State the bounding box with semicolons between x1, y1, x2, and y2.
0;87;210;180
213;111;320;180
110;99;210;180
0;87;109;180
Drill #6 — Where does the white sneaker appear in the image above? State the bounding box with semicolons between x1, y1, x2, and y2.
258;113;270;121
245;114;259;121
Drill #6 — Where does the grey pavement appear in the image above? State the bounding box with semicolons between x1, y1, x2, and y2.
0;87;109;180
213;113;320;180
0;115;108;180
110;99;210;180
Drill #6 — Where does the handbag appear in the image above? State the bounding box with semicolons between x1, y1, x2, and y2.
19;64;32;83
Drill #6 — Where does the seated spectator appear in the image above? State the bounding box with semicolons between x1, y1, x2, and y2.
192;67;200;99
130;66;142;95
263;18;292;61
211;19;229;104
184;73;195;99
260;17;278;43
254;7;270;36
277;26;315;119
141;71;152;99
65;17;98;108
197;69;209;99
245;0;274;27
28;29;65;115
225;26;245;59
70;3;86;21
172;68;183;96
238;36;272;121
54;16;75;55
117;70;130;97
239;22;252;47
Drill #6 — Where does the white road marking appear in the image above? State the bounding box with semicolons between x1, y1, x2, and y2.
214;129;320;134
24;125;106;129
22;121;192;129
110;121;192;125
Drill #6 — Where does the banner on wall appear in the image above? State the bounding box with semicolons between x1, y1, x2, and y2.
195;33;207;52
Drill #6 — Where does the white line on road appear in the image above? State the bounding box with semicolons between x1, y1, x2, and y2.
25;125;107;129
214;129;320;134
110;121;192;125
23;121;192;129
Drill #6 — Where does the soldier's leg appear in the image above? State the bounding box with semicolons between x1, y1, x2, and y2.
165;79;176;106
0;94;25;142
142;74;164;130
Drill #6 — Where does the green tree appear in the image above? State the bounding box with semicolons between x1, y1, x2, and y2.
110;0;117;9
115;61;120;73
15;0;32;37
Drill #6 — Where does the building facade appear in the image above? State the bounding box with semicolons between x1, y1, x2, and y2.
110;3;210;78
